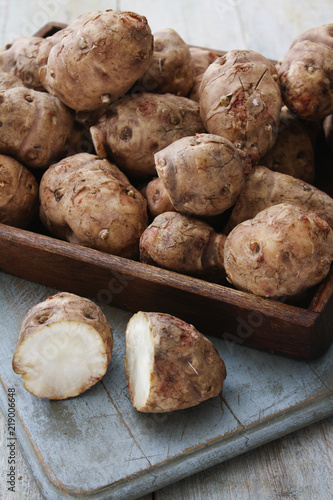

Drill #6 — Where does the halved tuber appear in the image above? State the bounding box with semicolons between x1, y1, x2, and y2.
125;311;226;412
12;292;113;400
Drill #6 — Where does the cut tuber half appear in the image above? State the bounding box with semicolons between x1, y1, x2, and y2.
12;292;113;400
125;311;227;413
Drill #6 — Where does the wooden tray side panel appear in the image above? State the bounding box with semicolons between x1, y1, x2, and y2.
0;224;327;360
308;269;333;350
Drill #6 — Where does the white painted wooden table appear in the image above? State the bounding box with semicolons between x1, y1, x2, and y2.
1;1;333;499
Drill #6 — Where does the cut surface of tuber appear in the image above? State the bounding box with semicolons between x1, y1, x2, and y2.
125;312;154;410
125;311;226;413
13;321;109;399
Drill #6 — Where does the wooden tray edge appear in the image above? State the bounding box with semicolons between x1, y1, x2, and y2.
0;222;331;360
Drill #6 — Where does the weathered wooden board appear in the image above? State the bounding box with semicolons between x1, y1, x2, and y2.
2;0;332;60
1;273;333;499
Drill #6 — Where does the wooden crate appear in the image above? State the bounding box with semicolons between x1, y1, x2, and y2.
0;22;332;360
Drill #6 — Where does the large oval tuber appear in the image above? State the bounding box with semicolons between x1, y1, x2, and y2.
39;10;154;111
135;28;195;96
278;24;333;120
39;153;148;258
0;154;38;228
154;133;250;217
90;92;205;180
224;166;333;233
0;36;45;91
224;203;333;298
200;49;282;164
260;106;315;183
0;87;74;168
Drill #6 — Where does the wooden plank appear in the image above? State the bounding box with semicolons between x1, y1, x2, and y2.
226;0;333;60
1;273;333;499
119;0;245;51
0;409;45;500
155;415;333;500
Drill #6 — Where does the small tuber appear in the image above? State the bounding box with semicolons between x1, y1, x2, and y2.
0;154;38;228
140;211;227;283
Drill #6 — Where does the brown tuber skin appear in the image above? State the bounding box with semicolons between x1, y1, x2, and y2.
39;153;148;259
125;311;226;413
142;177;223;227
188;47;218;101
260;106;315;183
0;71;25;91
200;49;282;164
155;133;251;217
224;203;333;298
37;12;96;74
323;114;333;151
39;10;154;111
189;73;205;102
140;211;227;283
90;92;205;180
278;24;333;120
224;165;333;233
135;28;195;96
0;86;74;168
65;121;95;157
189;46;218;77
0;36;45;91
12;292;113;400
145;177;175;218
0;154;38;228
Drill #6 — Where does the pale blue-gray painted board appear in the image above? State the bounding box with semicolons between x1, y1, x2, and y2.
0;272;333;499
